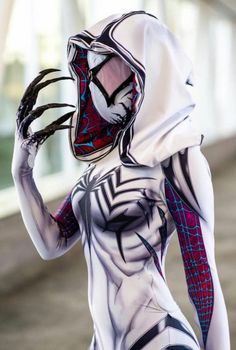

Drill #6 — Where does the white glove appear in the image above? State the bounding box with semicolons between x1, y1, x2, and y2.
12;68;75;178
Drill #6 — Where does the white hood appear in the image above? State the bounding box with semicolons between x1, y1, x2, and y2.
67;10;203;167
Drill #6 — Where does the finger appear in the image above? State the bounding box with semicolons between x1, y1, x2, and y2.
31;103;75;115
33;124;73;138
17;68;59;124
46;111;75;127
38;68;60;74
20;103;74;138
27;124;73;147
21;68;60;103
28;111;74;141
42;124;73;134
37;76;74;89
18;76;74;123
24;77;73;115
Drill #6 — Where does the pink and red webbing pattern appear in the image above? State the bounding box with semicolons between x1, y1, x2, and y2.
164;179;214;347
53;191;80;244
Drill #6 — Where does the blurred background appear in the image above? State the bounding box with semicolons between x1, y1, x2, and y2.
0;0;235;349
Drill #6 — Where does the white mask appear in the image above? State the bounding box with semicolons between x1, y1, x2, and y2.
87;51;134;126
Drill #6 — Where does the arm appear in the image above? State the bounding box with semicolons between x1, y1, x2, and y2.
12;69;80;260
161;145;230;350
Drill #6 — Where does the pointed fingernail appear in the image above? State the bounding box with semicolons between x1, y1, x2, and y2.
38;68;61;74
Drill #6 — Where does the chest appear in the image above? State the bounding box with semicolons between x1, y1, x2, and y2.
71;163;166;233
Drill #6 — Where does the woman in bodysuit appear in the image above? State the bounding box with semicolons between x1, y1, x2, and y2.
12;11;230;350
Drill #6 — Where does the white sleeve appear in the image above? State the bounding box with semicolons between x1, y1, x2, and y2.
12;136;81;261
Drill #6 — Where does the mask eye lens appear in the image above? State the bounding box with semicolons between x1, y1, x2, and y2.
87;53;134;106
95;56;132;97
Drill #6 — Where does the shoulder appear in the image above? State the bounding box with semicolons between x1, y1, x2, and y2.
160;146;214;224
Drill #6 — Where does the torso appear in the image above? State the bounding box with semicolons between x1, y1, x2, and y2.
71;147;200;350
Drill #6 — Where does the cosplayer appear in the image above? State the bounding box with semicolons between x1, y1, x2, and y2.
12;11;230;350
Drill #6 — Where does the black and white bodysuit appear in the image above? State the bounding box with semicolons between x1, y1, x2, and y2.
12;11;230;350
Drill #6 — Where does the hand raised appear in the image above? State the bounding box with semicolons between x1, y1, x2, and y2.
12;68;75;175
16;68;75;147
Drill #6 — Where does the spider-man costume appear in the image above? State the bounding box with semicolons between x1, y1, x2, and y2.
12;11;230;350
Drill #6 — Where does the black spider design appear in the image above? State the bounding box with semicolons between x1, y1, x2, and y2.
72;165;162;262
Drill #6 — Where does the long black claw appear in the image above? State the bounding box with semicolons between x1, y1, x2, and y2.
17;69;57;124
49;124;73;130
26;121;74;147
20;103;74;138
47;111;75;127
26;111;75;140
20;76;74;121
34;124;73;137
38;68;60;74
21;68;60;103
35;76;73;93
17;69;73;125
